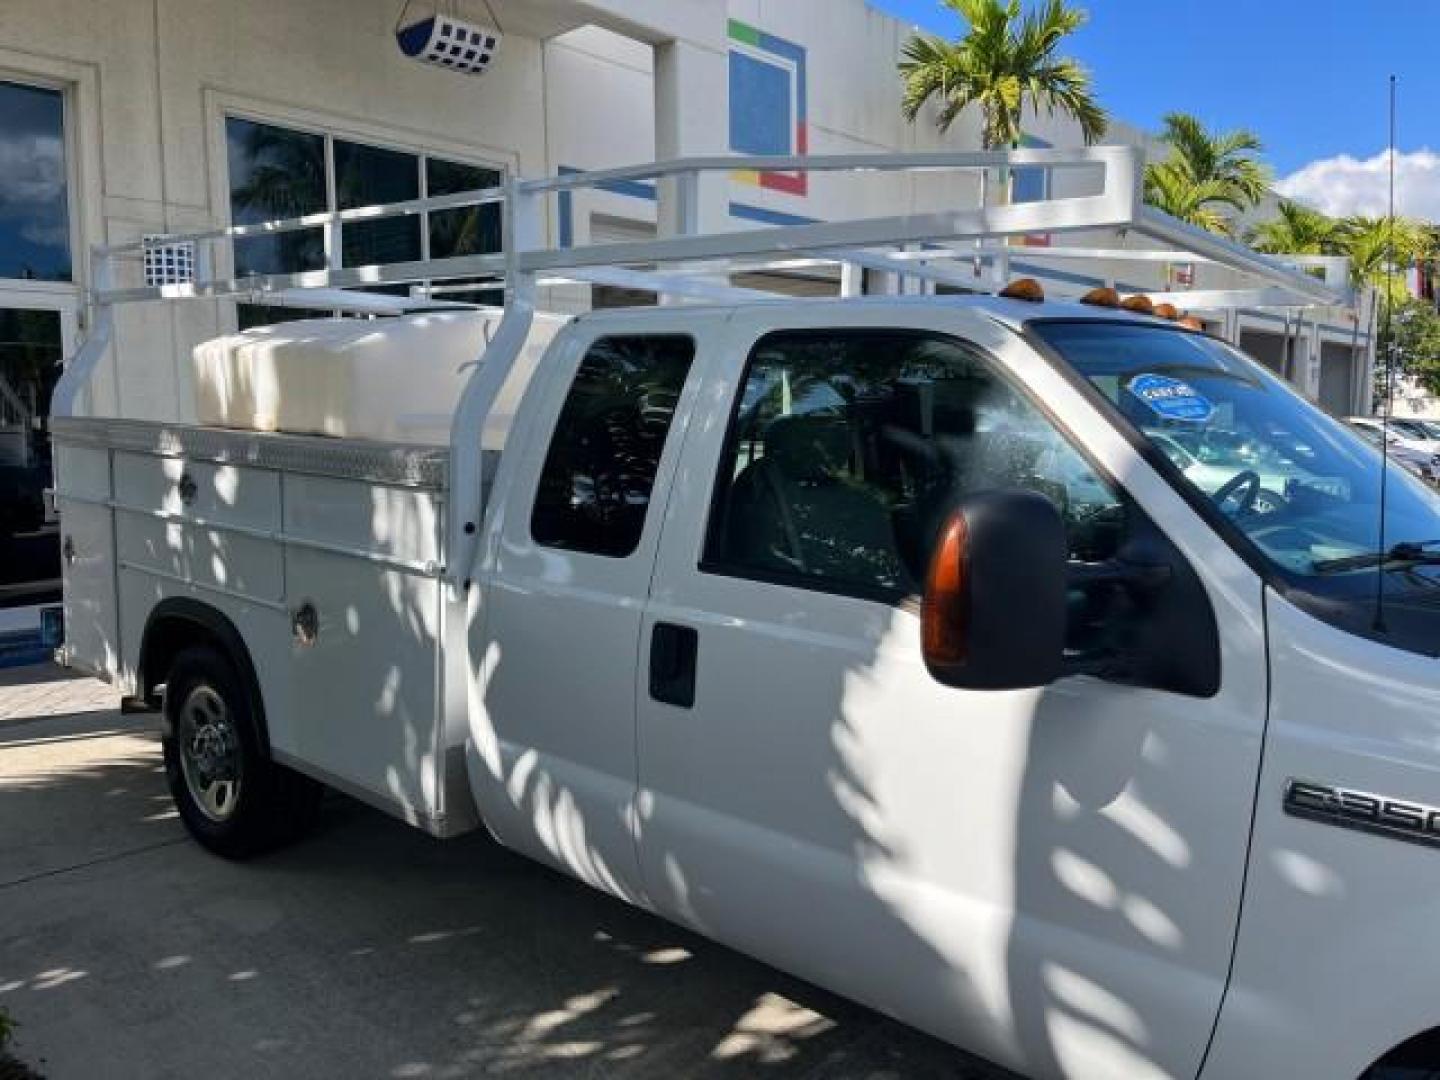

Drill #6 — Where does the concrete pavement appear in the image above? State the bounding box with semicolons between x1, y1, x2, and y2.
0;664;1009;1079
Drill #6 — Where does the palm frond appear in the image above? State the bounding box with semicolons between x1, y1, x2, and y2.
1246;200;1340;255
898;0;1103;148
1145;111;1271;234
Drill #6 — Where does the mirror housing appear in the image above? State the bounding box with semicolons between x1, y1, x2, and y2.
922;489;1068;690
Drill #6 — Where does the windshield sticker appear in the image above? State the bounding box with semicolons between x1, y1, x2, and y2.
1127;373;1215;423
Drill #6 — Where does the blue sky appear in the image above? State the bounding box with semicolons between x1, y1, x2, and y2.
870;0;1440;218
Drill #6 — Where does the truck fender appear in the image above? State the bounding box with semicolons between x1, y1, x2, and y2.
137;598;270;755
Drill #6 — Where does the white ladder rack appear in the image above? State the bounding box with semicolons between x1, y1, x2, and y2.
54;147;1357;585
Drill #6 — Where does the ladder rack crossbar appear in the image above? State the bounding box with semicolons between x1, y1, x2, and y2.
85;147;1351;311
98;187;508;256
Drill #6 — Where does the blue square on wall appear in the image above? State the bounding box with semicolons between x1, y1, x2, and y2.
730;51;793;156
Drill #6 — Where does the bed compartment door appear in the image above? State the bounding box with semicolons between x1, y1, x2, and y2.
279;473;448;831
55;443;120;682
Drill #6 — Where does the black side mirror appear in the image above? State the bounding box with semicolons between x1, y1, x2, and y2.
922;489;1067;690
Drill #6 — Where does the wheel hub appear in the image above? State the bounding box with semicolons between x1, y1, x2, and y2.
176;685;242;822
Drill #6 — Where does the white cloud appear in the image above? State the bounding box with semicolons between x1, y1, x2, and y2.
20;222;68;247
0;132;66;217
1277;149;1440;220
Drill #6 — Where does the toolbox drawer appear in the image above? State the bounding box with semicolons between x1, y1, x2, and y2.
113;451;281;531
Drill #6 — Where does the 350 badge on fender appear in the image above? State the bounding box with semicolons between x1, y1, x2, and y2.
1284;778;1440;849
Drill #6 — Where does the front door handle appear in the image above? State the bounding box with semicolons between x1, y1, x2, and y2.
649;622;698;708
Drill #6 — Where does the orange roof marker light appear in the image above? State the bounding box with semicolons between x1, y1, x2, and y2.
999;277;1045;302
1120;294;1155;315
1079;286;1121;308
1153;302;1180;320
1178;315;1206;331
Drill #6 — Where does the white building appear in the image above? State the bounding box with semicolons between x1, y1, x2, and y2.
0;0;1372;635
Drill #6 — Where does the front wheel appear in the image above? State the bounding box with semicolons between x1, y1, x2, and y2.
162;646;321;859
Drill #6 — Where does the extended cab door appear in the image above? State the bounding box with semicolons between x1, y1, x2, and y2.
467;313;722;904
634;305;1270;1080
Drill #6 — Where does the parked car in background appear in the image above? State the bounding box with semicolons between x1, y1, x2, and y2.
1383;417;1440;452
1346;418;1440;483
1348;415;1440;457
1394;417;1440;444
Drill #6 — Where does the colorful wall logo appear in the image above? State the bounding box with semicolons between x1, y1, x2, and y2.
728;19;808;196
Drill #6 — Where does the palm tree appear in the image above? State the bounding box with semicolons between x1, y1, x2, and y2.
1336;214;1429;296
1247;199;1340;255
1144;113;1271;236
1246;202;1434;299
898;0;1108;149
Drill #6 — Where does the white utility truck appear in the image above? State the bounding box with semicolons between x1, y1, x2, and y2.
51;150;1440;1080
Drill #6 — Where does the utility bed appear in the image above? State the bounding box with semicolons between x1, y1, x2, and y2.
51;415;479;835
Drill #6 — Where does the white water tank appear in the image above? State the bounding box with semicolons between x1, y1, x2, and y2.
192;309;559;448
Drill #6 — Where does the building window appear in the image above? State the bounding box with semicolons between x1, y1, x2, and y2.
531;336;695;558
224;115;502;323
1010;133;1052;248
0;307;65;607
335;139;421;269
0;81;71;282
1010;132;1052;204
1011;162;1050;204
226;118;327;279
426;157;502;259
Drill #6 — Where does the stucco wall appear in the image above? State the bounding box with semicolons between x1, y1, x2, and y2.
1;0;551;417
0;0;1371;417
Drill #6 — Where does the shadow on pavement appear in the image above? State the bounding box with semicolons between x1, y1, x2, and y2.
0;700;1009;1079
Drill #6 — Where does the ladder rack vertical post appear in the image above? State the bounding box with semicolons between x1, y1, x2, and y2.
52;245;115;419
447;175;538;587
325;216;343;276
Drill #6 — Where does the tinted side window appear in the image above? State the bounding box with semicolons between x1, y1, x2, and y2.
532;335;695;558
703;329;1124;600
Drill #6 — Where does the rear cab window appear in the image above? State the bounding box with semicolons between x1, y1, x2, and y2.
531;334;695;558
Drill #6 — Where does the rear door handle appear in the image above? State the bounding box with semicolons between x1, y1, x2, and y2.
649;622;698;708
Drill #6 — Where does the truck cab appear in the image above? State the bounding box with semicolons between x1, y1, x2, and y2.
461;292;1440;1080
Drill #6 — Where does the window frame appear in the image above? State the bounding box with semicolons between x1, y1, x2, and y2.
697;325;1130;608
209;94;512;329
528;332;699;561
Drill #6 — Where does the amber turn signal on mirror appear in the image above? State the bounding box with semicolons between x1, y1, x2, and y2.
922;515;970;668
920;492;1067;691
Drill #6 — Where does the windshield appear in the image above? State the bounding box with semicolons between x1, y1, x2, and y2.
1032;321;1440;648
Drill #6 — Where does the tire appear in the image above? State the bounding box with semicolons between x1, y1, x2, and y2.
161;646;322;859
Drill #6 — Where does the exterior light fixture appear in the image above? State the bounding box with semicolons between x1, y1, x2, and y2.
396;1;503;77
